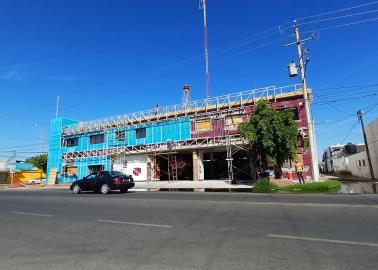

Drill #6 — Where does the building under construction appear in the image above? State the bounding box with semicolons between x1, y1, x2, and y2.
46;84;312;184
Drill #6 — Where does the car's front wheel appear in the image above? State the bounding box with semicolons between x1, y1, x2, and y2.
72;184;81;194
100;184;110;194
120;188;128;193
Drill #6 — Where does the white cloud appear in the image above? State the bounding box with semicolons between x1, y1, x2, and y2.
0;70;23;81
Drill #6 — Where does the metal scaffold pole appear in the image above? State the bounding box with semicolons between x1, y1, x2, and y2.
226;135;234;184
199;0;211;98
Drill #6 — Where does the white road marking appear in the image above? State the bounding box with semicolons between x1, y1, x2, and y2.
104;198;378;209
11;211;53;217
267;234;378;248
97;219;173;228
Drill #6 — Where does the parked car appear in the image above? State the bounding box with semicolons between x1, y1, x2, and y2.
70;171;134;194
26;179;42;185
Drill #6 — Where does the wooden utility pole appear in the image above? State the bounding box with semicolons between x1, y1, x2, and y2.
357;110;375;180
285;20;319;181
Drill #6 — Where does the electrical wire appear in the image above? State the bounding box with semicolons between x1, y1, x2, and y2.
4;4;378;124
316;83;378;91
305;0;317;22
210;36;290;65
303;16;378;34
2;2;378;127
341;120;359;143
290;0;299;21
364;102;378;114
316;90;378;99
298;9;378;26
312;93;353;115
313;93;378;104
296;0;378;22
317;100;378;131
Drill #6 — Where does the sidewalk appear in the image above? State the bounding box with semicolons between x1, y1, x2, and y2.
141;180;253;191
1;181;253;191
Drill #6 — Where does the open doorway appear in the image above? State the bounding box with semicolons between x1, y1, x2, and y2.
156;153;193;180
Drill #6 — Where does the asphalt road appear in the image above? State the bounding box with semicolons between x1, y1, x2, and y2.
0;190;377;270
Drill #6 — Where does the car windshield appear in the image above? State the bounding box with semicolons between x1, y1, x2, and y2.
111;171;125;177
86;172;98;180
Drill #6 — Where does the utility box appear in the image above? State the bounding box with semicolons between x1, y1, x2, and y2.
288;62;298;77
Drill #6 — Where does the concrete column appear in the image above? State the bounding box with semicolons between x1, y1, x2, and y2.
198;150;204;180
147;155;152;181
193;150;199;181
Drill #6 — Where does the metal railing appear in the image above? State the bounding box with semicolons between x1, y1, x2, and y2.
62;84;301;135
62;134;248;160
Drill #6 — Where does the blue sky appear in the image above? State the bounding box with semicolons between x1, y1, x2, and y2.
0;0;377;160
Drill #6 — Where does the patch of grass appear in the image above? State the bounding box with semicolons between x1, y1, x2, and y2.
253;178;279;193
280;180;341;193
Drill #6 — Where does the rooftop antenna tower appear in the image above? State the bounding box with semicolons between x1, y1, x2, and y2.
199;0;211;98
182;84;191;107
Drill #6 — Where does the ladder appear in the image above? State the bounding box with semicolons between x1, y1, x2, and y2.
168;154;178;182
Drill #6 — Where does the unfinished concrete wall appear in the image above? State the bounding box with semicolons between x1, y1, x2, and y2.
348;152;371;179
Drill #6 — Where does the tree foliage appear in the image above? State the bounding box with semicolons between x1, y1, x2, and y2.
25;154;48;172
238;100;298;168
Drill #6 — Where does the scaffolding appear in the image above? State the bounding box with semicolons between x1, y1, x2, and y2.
59;83;304;181
62;84;301;136
62;134;247;160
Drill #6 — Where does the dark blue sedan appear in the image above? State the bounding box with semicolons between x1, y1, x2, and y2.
70;171;134;194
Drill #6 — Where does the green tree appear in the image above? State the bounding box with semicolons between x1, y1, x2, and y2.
25;154;48;172
238;100;298;176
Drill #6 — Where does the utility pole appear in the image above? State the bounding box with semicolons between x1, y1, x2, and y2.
357;110;375;180
285;20;319;181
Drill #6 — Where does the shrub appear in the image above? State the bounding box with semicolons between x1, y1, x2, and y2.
253;178;279;193
280;180;341;193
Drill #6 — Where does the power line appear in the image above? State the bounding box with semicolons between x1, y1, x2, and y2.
304;16;378;34
314;93;378;104
299;9;378;26
210;36;290;65
364;102;378;114
296;0;378;22
341;120;359;143
290;0;299;21
317;100;378;131
0;143;43;150
312;93;353;115
316;82;378;91
313;0;336;32
305;0;317;21
315;85;378;97
317;115;355;131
